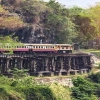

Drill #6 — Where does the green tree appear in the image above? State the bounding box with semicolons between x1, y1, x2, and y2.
71;77;98;100
46;0;77;43
68;6;97;44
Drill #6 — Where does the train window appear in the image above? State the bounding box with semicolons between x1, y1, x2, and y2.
66;46;68;49
62;47;64;49
8;46;10;48
22;46;24;48
41;46;43;48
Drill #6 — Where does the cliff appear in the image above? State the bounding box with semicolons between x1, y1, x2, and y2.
0;0;77;44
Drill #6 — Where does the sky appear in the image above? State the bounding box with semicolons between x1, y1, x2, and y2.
44;0;100;8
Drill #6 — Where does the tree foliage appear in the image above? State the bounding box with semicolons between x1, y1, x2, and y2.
46;0;77;43
0;0;100;44
0;5;24;30
71;76;98;100
87;3;100;37
68;6;98;44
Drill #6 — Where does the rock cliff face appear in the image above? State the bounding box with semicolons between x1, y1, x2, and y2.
15;24;56;43
0;0;56;44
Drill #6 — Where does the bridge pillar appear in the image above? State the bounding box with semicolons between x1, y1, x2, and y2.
5;58;10;73
51;57;55;75
29;58;37;72
59;57;64;76
0;58;8;74
45;57;49;71
67;57;72;75
17;58;23;70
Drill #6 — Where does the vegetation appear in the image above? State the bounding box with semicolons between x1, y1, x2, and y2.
0;0;100;100
1;69;100;100
71;72;100;100
0;69;71;100
0;0;99;44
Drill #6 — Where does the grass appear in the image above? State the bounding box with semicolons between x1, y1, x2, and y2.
50;83;71;100
80;49;100;53
0;75;72;100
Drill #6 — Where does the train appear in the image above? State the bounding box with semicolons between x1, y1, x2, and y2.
0;43;73;54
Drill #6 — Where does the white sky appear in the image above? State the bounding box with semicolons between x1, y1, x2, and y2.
44;0;100;8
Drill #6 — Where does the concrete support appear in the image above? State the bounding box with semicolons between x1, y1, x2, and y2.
76;57;79;70
45;57;49;71
17;58;23;70
30;58;34;72
33;59;36;72
5;58;10;73
67;57;72;75
71;57;76;70
51;57;55;76
82;57;87;68
60;57;63;71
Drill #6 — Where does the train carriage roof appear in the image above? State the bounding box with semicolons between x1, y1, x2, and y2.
55;44;72;46
24;44;72;46
24;44;56;46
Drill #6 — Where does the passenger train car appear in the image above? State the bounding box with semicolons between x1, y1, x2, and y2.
0;43;73;54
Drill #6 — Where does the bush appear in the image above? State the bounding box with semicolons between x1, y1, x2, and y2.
89;72;100;83
71;76;97;100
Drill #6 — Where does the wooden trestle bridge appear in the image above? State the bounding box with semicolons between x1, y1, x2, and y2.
0;53;92;76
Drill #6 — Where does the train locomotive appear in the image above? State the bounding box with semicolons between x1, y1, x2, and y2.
0;43;73;54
